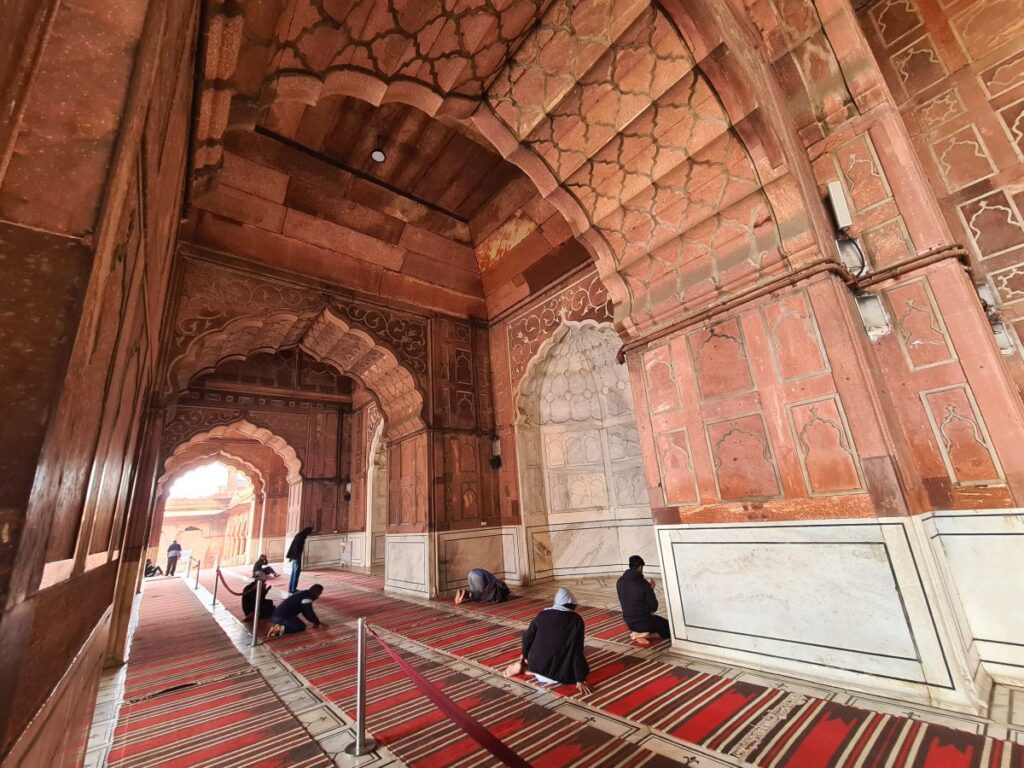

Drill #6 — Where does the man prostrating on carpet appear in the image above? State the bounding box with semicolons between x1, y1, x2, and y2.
504;587;593;695
267;583;327;637
617;555;670;645
454;567;510;605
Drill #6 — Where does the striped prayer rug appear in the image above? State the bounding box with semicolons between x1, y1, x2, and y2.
302;576;1024;768
268;612;686;767
108;578;332;768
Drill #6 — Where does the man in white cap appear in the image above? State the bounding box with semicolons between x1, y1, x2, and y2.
504;587;593;695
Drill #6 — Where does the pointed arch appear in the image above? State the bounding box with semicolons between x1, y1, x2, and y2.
158;449;266;497
165;418;303;485
165;307;425;441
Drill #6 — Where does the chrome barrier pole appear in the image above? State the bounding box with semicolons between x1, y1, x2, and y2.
345;618;377;756
212;566;220;607
194;558;201;590
251;584;261;648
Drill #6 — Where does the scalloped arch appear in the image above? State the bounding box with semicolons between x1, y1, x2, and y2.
166;307;426;440
159;449;266;497
165;419;303;485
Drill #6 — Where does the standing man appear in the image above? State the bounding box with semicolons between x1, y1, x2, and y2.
166;540;182;576
616;555;670;643
286;526;313;593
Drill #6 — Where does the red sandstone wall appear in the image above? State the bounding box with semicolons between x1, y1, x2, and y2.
0;0;198;760
856;0;1024;391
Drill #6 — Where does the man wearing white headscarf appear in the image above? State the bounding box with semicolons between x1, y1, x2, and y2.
506;587;593;694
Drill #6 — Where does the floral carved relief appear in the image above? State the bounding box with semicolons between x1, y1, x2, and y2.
507;271;612;392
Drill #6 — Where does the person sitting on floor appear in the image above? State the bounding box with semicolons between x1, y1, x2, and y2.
252;554;278;579
242;573;274;620
616;555;670;644
267;583;326;637
504;587;593;695
455;567;510;605
144;559;163;577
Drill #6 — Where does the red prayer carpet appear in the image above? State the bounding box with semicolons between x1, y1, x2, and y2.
107;578;332;768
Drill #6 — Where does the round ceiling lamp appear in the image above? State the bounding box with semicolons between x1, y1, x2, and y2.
370;148;386;163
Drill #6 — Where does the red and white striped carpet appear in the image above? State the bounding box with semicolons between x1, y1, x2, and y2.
297;570;1024;768
107;578;332;768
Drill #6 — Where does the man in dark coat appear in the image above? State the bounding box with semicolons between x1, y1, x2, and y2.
454;568;510;605
166;540;182;576
268;584;325;636
242;573;274;620
616;555;670;642
507;588;592;694
286;526;313;593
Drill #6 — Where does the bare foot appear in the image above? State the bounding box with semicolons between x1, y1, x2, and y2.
454;589;465;605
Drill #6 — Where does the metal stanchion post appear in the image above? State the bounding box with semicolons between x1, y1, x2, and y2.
194;558;201;591
251;584;261;648
345;618;377;756
212;566;220;607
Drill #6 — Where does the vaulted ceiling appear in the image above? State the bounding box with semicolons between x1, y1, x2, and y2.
188;0;803;331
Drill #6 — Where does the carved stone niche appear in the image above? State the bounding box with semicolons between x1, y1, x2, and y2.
516;322;657;578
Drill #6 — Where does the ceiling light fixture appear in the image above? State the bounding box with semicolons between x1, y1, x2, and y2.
370;148;386;163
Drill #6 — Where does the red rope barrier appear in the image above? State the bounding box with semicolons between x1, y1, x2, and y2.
367;626;531;768
215;568;247;597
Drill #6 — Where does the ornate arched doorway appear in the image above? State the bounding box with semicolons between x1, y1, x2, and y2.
516;322;655;579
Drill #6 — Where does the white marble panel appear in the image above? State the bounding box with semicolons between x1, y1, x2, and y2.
657;518;982;713
438;526;521;592
385;534;429;597
926;510;1024;682
674;541;916;659
529;519;657;578
371;532;385;564
300;532;367;567
262;536;285;562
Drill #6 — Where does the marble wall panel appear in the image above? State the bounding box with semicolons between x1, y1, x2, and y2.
304;532;365;568
656;519;979;711
528;519;658;579
438;526;521;592
385;534;430;597
925;510;1024;682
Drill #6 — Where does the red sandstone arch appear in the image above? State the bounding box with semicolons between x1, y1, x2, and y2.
159;449;266;498
166;418;303;485
166;307;425;440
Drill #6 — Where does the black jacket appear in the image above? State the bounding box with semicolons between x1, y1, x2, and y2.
271;589;321;625
522;610;589;684
167;542;181;558
286;530;310;561
617;568;658;625
241;580;273;616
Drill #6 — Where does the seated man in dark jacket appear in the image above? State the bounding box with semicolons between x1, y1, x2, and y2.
252;554;278;579
242;574;274;620
267;584;326;637
616;555;670;643
506;588;593;695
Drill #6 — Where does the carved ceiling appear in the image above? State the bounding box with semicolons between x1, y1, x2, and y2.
193;0;812;333
268;96;527;222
